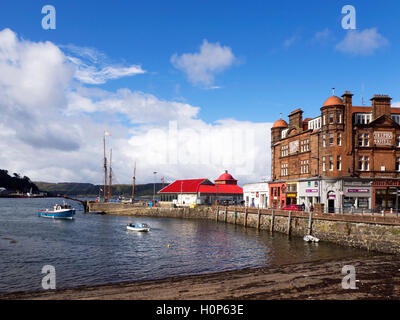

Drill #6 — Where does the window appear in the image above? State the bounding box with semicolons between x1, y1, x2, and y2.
281;163;288;176
300;160;309;174
337;155;341;171
329;133;334;146
397;157;400;171
358;156;369;171
323;115;326;126
337;112;342;123
396;135;400;147
322;134;326;148
364;133;369;146
337;133;342;146
329;156;333;171
329;113;334;124
322;156;326;172
358;133;369;147
281;145;288;157
300;139;310;152
355;113;372;124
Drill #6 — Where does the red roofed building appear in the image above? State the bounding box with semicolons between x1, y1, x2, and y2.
158;170;243;206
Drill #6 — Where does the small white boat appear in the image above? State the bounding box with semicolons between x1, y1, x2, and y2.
303;235;319;242
126;223;150;232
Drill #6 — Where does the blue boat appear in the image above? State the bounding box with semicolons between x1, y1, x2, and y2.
38;203;76;220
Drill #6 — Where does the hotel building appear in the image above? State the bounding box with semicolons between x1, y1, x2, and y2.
269;91;400;213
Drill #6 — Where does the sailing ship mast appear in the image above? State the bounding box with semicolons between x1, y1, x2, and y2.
103;135;107;202
132;161;136;201
108;148;112;201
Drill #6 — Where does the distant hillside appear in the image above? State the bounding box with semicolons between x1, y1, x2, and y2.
0;169;39;193
34;182;166;197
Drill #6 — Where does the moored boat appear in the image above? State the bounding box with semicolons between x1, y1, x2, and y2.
38;203;76;220
303;235;319;242
126;223;150;232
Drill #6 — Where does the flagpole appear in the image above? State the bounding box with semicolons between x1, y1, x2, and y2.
108;148;112;201
132;161;136;202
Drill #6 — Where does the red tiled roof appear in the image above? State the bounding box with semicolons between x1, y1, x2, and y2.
158;179;210;193
351;106;400;114
198;184;243;194
158;179;243;194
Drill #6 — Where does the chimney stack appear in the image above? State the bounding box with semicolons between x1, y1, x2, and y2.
371;95;391;120
288;108;303;131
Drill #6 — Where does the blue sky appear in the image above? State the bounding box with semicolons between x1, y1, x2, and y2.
2;0;398;122
0;1;399;184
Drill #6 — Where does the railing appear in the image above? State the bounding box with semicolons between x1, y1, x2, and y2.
211;205;400;226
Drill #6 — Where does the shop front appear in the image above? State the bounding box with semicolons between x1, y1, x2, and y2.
373;179;400;211
268;181;286;208
298;179;320;210
285;181;298;205
343;181;372;211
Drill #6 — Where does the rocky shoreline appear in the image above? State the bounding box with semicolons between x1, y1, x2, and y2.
2;255;400;300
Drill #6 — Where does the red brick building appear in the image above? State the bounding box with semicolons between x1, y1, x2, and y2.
269;91;400;212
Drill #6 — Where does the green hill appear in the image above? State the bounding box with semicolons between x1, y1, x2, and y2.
34;181;165;197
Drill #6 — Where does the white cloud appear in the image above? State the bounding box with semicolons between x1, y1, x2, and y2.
393;102;400;108
313;28;332;42
0;29;270;185
335;28;389;56
283;35;299;48
171;39;236;87
63;44;145;84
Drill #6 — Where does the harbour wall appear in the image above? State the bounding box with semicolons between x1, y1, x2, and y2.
88;203;400;254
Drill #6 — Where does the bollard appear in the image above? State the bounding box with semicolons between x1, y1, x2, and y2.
244;206;248;228
257;207;261;230
287;211;292;235
270;210;275;233
307;211;313;235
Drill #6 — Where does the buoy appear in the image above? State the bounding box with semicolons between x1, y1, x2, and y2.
167;244;171;248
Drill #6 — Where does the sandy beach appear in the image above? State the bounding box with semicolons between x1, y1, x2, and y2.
2;255;400;300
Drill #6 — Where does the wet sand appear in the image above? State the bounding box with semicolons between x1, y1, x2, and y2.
2;255;400;300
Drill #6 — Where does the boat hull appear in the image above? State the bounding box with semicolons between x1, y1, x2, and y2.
126;226;150;232
37;209;76;220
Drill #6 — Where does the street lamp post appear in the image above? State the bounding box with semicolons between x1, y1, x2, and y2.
153;171;157;202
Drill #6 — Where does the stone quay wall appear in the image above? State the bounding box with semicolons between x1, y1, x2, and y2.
88;203;400;254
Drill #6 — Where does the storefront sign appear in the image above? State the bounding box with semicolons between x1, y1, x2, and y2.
374;131;392;145
373;179;400;187
286;193;297;198
328;195;336;199
305;189;318;193
347;188;370;193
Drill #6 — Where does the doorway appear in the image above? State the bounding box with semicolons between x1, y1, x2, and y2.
328;199;335;213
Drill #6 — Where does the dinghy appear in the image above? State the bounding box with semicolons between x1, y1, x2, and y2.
303;235;319;242
126;223;150;232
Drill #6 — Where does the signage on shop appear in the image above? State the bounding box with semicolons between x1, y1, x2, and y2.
328;195;336;199
347;188;370;193
373;179;400;187
305;189;318;193
286;193;297;198
374;131;392;145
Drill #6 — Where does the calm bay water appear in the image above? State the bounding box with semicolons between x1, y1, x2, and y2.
0;198;374;293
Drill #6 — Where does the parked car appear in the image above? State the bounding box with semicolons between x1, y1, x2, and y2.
282;204;304;211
